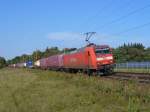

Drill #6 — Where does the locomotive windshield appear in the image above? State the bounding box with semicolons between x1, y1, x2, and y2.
95;48;111;54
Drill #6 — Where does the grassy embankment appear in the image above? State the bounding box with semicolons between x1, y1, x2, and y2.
0;68;150;112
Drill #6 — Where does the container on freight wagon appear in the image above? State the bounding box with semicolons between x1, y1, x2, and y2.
16;63;25;68
46;54;64;70
40;58;48;69
26;61;33;68
34;60;40;67
46;55;59;69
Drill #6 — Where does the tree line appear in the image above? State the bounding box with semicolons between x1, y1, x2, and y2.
0;43;150;68
113;43;150;62
7;47;61;65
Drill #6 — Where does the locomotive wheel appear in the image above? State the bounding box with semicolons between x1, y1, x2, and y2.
103;68;114;75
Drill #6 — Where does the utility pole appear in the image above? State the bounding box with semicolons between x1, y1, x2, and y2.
84;32;96;45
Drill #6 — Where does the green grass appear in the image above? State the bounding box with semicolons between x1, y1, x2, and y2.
115;68;150;74
0;68;150;112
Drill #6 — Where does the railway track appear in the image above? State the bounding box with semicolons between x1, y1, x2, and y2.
102;72;150;84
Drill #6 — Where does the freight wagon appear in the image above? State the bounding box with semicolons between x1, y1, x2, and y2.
9;64;16;68
16;63;26;68
46;55;63;70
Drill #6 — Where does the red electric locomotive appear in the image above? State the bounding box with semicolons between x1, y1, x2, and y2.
63;43;114;75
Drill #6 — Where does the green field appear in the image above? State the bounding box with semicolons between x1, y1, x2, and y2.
0;68;150;112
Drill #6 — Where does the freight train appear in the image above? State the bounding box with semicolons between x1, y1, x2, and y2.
10;44;114;75
35;44;114;75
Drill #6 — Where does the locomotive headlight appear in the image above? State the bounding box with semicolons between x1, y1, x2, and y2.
106;56;113;60
97;57;104;61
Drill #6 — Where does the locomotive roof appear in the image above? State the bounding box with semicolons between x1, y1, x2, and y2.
66;44;110;54
86;43;110;48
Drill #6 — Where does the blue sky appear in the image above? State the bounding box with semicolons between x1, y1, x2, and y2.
0;0;150;59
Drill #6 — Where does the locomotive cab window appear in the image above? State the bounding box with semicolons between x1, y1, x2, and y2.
95;48;111;54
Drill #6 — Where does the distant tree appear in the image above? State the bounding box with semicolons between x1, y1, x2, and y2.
0;57;6;68
11;56;21;64
32;50;42;61
42;47;61;58
20;54;31;62
8;47;61;64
